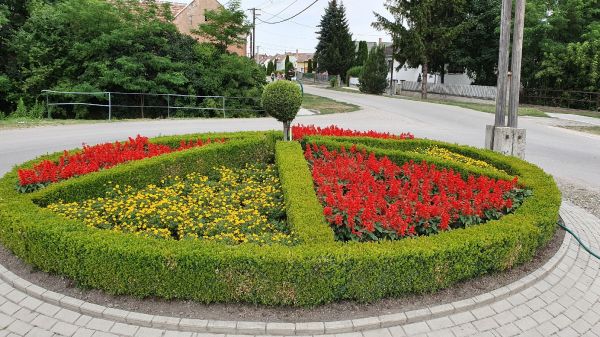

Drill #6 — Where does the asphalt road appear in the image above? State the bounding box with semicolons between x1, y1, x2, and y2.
1;85;598;191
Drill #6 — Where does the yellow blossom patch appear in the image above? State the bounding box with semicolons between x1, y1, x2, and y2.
47;165;296;245
416;146;505;173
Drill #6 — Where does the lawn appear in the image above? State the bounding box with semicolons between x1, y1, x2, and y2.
301;93;360;114
0;94;358;130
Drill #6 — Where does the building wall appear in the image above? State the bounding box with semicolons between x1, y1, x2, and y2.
172;0;247;56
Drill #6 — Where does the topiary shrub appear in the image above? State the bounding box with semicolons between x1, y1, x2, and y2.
261;80;302;141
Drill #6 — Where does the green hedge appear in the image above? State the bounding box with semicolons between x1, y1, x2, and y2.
275;141;333;245
0;132;561;306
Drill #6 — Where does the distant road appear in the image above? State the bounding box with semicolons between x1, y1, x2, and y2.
1;85;598;191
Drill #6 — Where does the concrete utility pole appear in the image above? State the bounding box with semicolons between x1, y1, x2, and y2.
248;8;258;60
494;0;513;127
485;0;527;159
508;0;526;128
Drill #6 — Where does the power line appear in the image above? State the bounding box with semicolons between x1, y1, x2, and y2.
257;10;315;28
257;0;319;25
265;0;299;21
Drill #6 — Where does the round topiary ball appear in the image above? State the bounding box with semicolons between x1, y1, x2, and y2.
261;80;302;124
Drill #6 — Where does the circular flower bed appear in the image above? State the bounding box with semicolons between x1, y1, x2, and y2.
0;127;561;306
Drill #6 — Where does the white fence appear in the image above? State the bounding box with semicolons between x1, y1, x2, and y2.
397;81;497;100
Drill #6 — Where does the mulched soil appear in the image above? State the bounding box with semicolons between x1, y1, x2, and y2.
0;226;564;323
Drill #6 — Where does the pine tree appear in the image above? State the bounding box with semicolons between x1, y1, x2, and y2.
284;55;294;80
314;0;355;80
359;46;388;95
355;41;369;66
267;60;274;74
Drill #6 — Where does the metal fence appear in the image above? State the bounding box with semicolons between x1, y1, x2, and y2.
396;81;497;100
520;88;600;111
42;90;264;120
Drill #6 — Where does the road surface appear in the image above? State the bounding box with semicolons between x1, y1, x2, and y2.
1;85;598;191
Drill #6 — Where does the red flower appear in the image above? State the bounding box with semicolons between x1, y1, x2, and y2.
18;135;226;190
291;124;414;140
306;143;523;242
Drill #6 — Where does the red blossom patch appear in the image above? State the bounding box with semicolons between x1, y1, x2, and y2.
305;143;526;242
292;124;414;140
17;135;225;191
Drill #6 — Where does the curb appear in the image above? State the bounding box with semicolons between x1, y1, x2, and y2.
0;226;569;336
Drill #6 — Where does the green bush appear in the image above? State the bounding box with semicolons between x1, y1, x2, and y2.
261;81;302;141
0;132;561;306
13;98;28;117
359;46;389;95
346;65;363;84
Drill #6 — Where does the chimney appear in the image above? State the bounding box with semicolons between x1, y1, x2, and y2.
378;38;382;46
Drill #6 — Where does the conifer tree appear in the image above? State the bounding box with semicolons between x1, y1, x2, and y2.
359;46;388;94
314;0;354;81
355;41;369;66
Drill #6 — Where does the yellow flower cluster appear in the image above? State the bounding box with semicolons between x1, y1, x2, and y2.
417;146;504;172
48;165;296;245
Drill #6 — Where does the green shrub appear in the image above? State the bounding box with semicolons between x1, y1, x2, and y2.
329;77;338;88
359;46;388;94
261;81;302;141
346;65;363;84
0;132;561;306
13;98;28;117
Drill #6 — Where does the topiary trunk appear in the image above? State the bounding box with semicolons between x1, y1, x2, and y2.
283;121;291;141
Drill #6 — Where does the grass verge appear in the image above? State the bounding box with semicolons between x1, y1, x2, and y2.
302;93;360;114
560;125;600;136
329;87;548;117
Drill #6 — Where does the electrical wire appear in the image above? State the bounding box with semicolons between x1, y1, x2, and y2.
257;0;319;24
265;0;299;21
558;221;600;260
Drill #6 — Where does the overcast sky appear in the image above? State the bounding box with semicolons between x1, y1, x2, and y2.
167;0;391;55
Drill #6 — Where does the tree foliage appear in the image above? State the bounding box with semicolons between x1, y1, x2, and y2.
1;0;265;117
522;0;600;92
359;46;388;95
374;0;470;98
192;0;251;54
284;55;294;80
447;0;501;85
267;60;275;75
307;59;313;73
315;0;355;79
355;41;369;66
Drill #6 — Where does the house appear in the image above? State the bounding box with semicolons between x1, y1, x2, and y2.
264;50;314;73
156;0;247;56
354;39;472;85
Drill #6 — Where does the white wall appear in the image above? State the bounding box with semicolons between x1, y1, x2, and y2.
390;61;474;85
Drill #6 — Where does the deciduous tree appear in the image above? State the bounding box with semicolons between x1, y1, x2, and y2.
374;0;470;98
192;0;251;54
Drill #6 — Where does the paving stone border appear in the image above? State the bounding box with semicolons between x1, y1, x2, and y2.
2;201;599;337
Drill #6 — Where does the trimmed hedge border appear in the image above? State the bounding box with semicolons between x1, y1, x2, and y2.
0;132;561;306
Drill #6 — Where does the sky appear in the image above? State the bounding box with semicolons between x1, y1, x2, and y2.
167;0;391;55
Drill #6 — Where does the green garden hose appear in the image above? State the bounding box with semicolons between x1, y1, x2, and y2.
558;221;600;260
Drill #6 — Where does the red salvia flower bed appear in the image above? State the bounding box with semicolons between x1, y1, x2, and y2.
305;143;528;242
17;135;224;191
292;124;414;140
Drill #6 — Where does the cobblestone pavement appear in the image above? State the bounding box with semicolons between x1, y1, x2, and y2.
0;201;598;337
